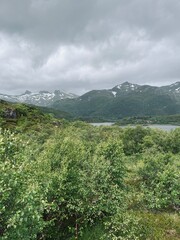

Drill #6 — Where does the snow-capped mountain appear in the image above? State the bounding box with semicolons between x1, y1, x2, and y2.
111;81;180;97
52;81;180;119
113;82;139;92
0;90;78;106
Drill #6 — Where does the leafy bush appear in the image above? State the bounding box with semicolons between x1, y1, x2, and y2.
167;128;180;154
102;210;149;240
35;131;126;239
122;126;150;155
0;129;46;239
139;152;180;210
0;122;179;239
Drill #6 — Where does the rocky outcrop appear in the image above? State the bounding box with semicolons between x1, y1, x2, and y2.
3;108;17;119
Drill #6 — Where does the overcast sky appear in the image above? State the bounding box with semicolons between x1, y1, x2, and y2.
0;0;180;95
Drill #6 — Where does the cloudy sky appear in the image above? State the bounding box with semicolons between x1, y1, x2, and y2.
0;0;180;95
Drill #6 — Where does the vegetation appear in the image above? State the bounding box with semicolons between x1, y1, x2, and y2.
37;106;73;120
0;100;65;132
0;100;180;239
115;115;180;126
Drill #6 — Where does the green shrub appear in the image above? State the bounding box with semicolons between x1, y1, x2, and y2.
36;132;126;239
102;210;149;240
139;152;180;210
0;129;46;239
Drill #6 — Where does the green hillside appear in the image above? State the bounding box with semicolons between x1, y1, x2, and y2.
52;82;180;121
0;100;70;131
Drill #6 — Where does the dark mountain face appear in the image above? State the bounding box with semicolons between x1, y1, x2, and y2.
52;82;180;120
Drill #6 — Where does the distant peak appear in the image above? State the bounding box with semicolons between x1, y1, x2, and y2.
122;81;131;85
24;90;32;94
122;81;139;86
54;90;63;94
114;82;138;90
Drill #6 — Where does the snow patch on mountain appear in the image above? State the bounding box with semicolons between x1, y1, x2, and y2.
115;82;138;91
0;90;78;106
112;91;117;97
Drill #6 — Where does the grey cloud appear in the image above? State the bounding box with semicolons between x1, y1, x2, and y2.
0;0;180;95
0;0;95;43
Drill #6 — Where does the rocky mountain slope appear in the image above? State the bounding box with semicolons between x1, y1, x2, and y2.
0;90;78;107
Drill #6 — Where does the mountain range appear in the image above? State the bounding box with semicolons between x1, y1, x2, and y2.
0;81;180;120
0;90;77;106
52;81;180;120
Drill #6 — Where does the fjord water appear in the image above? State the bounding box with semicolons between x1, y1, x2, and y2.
145;124;179;131
91;122;115;127
90;123;179;131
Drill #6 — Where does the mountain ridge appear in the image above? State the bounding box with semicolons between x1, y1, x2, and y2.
52;81;180;120
0;81;180;120
0;90;78;107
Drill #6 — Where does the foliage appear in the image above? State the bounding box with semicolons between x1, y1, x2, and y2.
116;114;180;126
0;100;62;132
122;126;150;155
0;130;47;239
37;132;126;239
167;128;180;153
102;210;150;240
0;114;179;240
139;151;180;210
